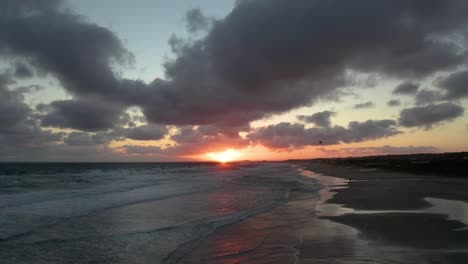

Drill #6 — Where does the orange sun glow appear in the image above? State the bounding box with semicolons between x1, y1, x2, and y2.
206;149;241;163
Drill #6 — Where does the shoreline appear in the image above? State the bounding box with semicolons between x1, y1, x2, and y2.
302;161;468;210
180;162;468;263
298;161;468;262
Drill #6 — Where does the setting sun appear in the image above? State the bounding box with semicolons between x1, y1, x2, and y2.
206;149;241;163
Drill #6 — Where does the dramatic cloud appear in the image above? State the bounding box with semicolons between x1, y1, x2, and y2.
248;120;400;149
63;132;113;146
41;99;124;132
411;71;468;105
122;124;168;141
14;62;34;79
297;111;335;127
387;99;401;107
120;125;250;157
438;70;468;100
353;101;375;109
0;0;145;104
142;0;468;129
393;82;420;95
0;73;65;160
398;103;464;128
0;75;29;130
2;0;468;160
345;120;401;143
414;89;444;105
4;0;468;131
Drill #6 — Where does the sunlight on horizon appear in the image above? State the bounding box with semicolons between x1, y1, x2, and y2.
206;149;241;163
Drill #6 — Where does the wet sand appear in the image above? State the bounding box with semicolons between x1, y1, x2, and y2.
306;162;468;210
306;162;468;263
183;162;468;263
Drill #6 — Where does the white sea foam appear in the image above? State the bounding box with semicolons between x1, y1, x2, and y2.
0;162;317;264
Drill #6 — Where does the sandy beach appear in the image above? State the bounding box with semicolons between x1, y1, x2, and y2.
302;161;468;263
182;161;468;263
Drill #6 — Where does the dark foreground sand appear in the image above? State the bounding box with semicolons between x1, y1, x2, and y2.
184;161;468;263
305;161;468;263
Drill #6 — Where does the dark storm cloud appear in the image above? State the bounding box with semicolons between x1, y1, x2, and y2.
143;0;468;128
354;41;466;78
0;0;146;104
41;99;124;132
297;111;335;127
387;99;401;107
0;74;29;130
63;132;100;146
248;119;400;149
122;124;168;141
345;120;401;143
410;71;468;105
3;0;468;160
0;72;65;160
414;89;444;105
0;0;195;133
438;70;468;100
14;62;34;79
393;82;420;95
353;101;375;109
398;103;464;128
4;0;468;131
0;72;141;161
63;131;120;146
0;73;60;146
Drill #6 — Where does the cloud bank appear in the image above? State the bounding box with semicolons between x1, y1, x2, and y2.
248;119;400;150
393;82;420;95
1;0;468;160
398;103;464;129
297;111;335;127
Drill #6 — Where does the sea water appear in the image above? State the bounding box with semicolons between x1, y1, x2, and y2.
0;162;321;264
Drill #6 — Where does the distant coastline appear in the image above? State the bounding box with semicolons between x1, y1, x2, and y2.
289;152;468;178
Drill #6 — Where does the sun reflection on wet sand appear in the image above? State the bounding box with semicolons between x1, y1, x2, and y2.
183;167;365;264
183;166;468;264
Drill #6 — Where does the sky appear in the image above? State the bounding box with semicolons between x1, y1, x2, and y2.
1;0;468;162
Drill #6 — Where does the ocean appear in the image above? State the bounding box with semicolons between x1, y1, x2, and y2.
0;162;322;263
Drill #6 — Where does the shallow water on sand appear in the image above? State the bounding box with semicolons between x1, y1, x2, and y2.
183;166;468;264
2;162;468;263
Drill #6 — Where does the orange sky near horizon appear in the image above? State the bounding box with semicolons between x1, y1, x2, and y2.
2;1;468;162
